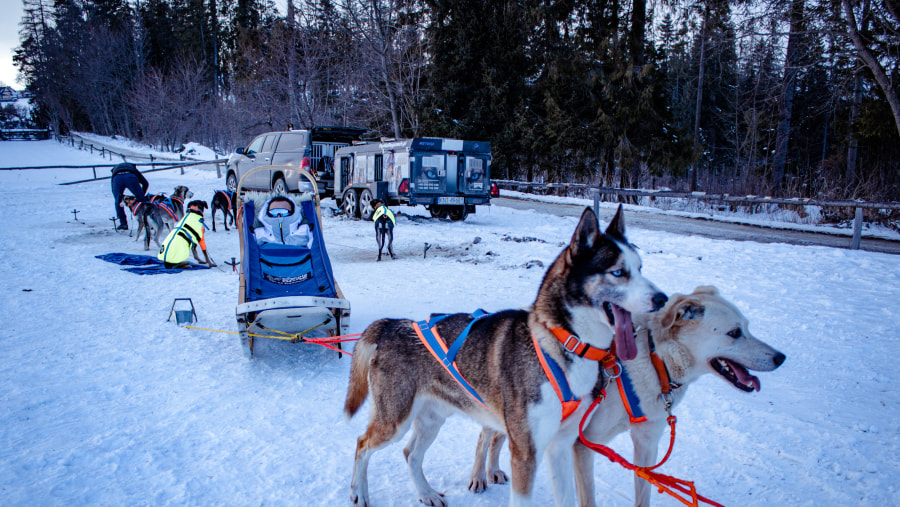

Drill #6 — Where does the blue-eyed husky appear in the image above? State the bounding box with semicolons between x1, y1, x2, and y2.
343;206;668;506
466;286;786;507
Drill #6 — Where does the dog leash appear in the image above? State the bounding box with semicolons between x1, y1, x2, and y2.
577;389;725;507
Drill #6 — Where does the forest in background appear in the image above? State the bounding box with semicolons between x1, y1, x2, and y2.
11;0;900;205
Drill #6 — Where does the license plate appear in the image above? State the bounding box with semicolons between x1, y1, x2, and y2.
437;196;464;205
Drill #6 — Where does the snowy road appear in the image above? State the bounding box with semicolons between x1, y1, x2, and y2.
493;197;900;255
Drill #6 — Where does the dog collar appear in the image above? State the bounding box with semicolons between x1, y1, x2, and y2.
648;331;681;395
546;325;619;372
615;330;681;423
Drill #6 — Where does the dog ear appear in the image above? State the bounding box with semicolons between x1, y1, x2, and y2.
692;285;719;297
604;204;626;240
660;295;704;329
676;301;705;322
569;208;600;257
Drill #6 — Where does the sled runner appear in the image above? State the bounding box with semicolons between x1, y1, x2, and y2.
235;167;350;358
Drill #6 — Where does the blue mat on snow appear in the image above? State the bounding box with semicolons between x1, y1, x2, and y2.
95;253;211;275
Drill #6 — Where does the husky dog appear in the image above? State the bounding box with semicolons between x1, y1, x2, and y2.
124;185;193;250
343;206;667;507
466;286;786;507
152;185;192;220
210;189;237;232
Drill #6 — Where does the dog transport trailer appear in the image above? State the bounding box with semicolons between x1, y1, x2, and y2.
333;137;498;221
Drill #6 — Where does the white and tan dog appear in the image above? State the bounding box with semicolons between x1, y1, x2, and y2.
344;206;668;507
466;286;786;507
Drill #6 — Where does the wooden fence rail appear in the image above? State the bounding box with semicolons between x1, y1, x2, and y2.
492;179;900;250
0;159;228;184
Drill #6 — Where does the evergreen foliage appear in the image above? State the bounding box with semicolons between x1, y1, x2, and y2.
10;0;900;201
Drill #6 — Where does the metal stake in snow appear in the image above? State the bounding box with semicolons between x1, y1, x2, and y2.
424;242;432;259
71;209;81;221
225;257;240;272
110;217;119;229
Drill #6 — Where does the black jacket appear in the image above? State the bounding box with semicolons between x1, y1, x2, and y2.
110;163;149;193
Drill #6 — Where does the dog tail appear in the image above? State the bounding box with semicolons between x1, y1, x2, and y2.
343;321;386;419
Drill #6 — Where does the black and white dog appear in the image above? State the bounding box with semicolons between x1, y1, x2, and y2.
371;199;396;261
210;190;237;232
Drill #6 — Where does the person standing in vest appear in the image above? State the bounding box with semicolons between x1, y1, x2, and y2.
158;200;216;268
110;162;149;230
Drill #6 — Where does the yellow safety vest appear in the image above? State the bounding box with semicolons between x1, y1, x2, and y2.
372;205;395;225
158;211;205;264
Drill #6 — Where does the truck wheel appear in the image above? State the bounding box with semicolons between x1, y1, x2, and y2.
430;205;448;219
342;189;359;218
359;189;375;220
226;172;237;193
273;177;287;195
448;206;468;221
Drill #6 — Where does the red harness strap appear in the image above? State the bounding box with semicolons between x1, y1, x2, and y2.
547;326;620;374
577;337;723;507
534;324;620;422
531;334;582;421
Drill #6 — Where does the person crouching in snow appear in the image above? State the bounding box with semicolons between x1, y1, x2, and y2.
254;196;314;248
157;200;216;268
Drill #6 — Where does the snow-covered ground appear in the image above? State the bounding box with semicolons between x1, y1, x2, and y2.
1;138;898;506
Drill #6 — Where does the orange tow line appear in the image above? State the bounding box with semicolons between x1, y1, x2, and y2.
578;347;726;507
578;392;725;507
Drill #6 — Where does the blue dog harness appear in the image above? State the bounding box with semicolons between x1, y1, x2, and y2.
414;310;598;423
413;310;494;412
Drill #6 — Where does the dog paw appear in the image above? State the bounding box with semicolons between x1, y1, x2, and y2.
468;477;488;493
490;469;509;484
418;491;446;507
349;493;369;507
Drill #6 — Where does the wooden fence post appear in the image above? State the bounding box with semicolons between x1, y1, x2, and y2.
593;188;600;221
850;206;863;250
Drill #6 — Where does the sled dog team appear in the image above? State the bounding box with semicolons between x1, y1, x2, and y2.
344;206;786;507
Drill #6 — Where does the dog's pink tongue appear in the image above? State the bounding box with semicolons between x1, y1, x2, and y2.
727;359;761;391
611;304;637;361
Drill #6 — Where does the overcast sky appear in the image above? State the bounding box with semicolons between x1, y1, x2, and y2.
0;0;292;91
1;0;23;89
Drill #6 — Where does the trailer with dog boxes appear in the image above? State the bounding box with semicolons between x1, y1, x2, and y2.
333;137;498;221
